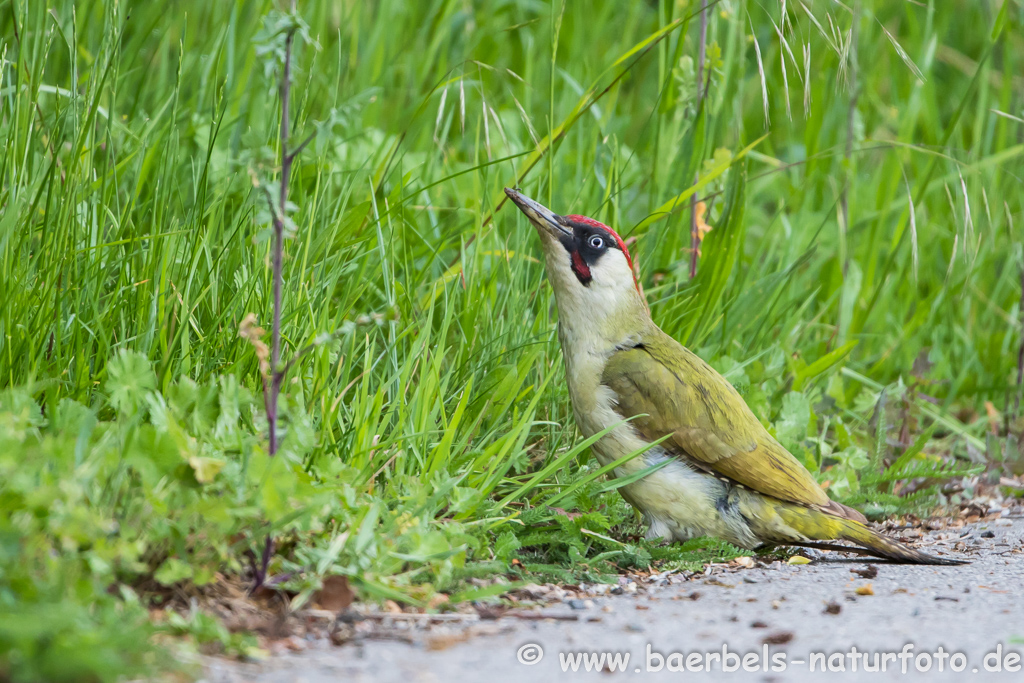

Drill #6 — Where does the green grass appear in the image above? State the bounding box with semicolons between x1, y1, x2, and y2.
2;0;1023;679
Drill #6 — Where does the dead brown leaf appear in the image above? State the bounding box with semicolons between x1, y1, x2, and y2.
426;631;470;651
984;401;1000;434
427;593;450;610
315;576;354;612
852;565;878;579
548;506;583;520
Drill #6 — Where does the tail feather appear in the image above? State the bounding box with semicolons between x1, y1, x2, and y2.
765;499;967;565
836;519;966;565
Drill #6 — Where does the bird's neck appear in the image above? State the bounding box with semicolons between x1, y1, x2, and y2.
553;279;647;346
550;282;651;433
542;248;650;347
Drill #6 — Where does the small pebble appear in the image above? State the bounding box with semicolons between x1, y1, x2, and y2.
762;631;794;645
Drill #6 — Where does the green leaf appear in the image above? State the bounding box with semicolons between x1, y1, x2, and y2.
154;557;193;586
775;391;811;447
106;350;156;416
681;156;748;346
792;341;858;392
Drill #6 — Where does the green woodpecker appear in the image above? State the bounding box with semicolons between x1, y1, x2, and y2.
505;187;962;565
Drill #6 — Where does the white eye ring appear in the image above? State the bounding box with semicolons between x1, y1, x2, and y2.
588;235;604;249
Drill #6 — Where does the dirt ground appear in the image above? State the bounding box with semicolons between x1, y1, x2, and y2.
202;516;1024;682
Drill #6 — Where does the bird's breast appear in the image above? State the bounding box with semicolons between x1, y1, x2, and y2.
555;328;763;547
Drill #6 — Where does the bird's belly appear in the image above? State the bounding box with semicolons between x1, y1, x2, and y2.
595;442;756;547
562;347;762;547
578;386;759;548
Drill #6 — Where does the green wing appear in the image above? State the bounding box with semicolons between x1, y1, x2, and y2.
601;330;830;508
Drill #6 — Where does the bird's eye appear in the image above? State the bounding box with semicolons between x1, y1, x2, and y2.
588;235;604;249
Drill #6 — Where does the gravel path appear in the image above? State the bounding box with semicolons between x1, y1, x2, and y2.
203;518;1024;682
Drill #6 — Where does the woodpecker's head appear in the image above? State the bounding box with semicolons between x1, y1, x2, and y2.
505;188;649;342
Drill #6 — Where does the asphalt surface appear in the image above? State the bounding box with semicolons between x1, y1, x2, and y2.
203;517;1024;682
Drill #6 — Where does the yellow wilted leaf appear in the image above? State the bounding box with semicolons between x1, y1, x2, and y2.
787;555;811;565
189;456;226;483
693;201;712;240
238;313;269;377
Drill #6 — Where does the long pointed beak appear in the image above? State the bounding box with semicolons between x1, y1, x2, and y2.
504;188;572;239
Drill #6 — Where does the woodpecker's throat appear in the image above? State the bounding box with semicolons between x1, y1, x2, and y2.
553;214;637;291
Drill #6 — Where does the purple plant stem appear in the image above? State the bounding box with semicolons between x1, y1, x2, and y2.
255;4;297;593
